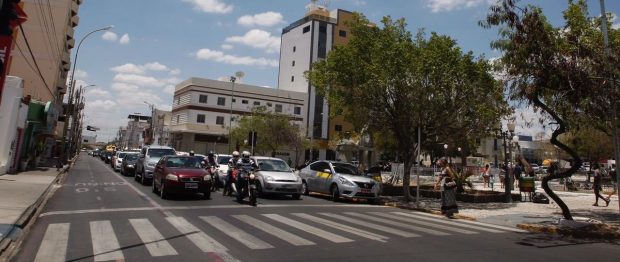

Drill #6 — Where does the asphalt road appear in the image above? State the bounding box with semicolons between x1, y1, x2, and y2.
11;153;620;262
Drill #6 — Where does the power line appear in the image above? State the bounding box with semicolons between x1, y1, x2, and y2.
18;23;54;98
15;41;55;98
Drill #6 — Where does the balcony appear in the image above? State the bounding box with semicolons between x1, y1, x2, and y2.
66;38;75;49
71;0;79;16
66;27;74;41
71;15;79;27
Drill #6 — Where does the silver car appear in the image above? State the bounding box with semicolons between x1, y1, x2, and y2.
252;156;303;199
299;161;381;203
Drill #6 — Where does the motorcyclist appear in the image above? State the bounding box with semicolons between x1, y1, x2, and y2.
223;151;240;196
206;151;217;167
235;151;256;204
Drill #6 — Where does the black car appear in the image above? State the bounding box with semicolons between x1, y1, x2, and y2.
121;153;139;176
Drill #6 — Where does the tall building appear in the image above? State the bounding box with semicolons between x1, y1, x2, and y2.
278;3;356;161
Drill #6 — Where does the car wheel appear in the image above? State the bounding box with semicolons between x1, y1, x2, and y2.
302;181;309;196
141;174;148;185
202;189;211;200
292;194;301;200
331;184;340;202
160;182;168;199
256;182;264;198
152;180;158;194
120;168;124;176
367;198;377;205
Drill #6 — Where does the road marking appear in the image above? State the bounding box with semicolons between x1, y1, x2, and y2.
292;213;388;242
233;215;315;246
129;219;178;257
262;214;354;243
390;212;505;233
344;212;451;236
200;216;274;250
34;223;69;262
39;204;386;217
368;212;478;235
166;216;239;262
318;212;420;238
90;220;124;262
405;211;527;233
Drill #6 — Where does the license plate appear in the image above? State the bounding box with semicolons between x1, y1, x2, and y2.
360;188;371;193
281;184;290;188
185;183;198;189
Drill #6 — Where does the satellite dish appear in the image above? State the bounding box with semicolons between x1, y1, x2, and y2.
235;71;245;79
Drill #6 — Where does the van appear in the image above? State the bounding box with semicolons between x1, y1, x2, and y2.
135;145;176;185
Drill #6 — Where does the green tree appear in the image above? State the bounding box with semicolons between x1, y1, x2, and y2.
481;0;619;219
307;14;508;200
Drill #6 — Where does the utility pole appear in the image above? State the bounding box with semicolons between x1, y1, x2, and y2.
599;0;620;212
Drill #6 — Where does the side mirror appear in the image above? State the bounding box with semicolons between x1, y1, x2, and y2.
323;169;332;174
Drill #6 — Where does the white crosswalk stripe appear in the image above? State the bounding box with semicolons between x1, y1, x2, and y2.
319;212;421;238
90;220;124;262
233;215;316;246
344;212;451;236
262;214;354;243
404;211;527;233
129;218;178;257
390;212;505;233
200;216;274;250
292;213;389;242
34;223;69;262
166;216;240;262
368;212;478;235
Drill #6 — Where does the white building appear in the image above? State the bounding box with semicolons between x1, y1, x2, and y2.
170;78;306;156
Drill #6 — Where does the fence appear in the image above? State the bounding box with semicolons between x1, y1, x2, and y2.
387;163;502;185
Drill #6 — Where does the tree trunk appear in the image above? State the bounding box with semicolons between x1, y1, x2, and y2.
402;159;412;202
534;97;581;220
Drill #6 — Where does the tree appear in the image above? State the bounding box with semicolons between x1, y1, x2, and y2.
306;14;508;201
481;0;619;219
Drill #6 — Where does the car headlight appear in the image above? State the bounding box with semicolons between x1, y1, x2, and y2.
250;174;256;179
264;175;274;181
165;174;178;181
127;164;134;168
204;174;211;181
295;175;301;182
147;162;156;167
338;177;355;186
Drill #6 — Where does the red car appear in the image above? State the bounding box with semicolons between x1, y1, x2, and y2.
152;156;212;199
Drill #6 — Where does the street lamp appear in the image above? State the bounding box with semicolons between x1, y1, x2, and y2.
228;71;244;153
61;25;112;163
498;120;516;203
443;144;448;162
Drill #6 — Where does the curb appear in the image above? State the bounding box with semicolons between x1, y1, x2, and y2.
381;200;478;221
516;223;620;241
0;155;77;259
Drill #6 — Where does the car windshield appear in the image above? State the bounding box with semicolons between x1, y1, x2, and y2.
332;163;360;176
125;154;139;161
218;156;231;165
149;149;176;158
165;157;202;169
257;159;291;172
118;152;127;158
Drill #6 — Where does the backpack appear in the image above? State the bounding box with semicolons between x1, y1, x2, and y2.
532;192;550;204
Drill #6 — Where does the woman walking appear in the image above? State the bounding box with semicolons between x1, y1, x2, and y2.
435;158;459;218
592;164;610;207
482;164;491;188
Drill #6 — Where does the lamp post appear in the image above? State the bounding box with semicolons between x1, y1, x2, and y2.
227;71;244;153
443;144;448;163
61;25;112;163
74;84;94;154
457;147;462;168
499;121;516;203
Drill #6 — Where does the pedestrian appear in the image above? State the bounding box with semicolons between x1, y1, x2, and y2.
513;163;523;188
592;164;610;207
434;158;458;218
482;164;490;188
499;163;506;189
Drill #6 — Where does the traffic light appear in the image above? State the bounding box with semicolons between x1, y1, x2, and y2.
248;131;257;147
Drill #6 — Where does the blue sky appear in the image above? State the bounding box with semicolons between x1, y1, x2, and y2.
74;0;619;142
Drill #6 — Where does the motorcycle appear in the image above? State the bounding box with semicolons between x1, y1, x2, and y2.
206;164;219;192
236;166;258;206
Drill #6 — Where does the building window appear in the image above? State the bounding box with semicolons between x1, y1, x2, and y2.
339;30;347;37
216;116;224;125
267;102;272;107
292;60;295;67
335;125;343;132
199;94;207;103
232;98;236;103
197;114;205;123
242;100;249;104
253;101;260;106
176;97;180;105
293;46;296;52
319;26;327;33
291;76;294;82
302;25;310;33
176;115;179;123
217;97;226;106
275;104;282;113
294;106;301;115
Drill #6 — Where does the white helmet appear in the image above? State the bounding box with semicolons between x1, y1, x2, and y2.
232;151;240;157
241;151;251;159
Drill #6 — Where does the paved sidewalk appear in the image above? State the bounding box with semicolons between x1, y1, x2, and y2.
0;165;67;255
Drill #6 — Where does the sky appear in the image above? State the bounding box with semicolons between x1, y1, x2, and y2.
73;0;620;142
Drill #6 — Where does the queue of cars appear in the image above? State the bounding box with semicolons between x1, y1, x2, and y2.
92;146;382;203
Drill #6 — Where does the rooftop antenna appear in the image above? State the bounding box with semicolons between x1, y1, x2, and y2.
307;0;318;12
321;0;330;10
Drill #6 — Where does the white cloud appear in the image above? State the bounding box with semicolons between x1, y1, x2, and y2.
163;85;176;95
216;76;229;82
169;68;181;75
237;12;284;27
613;23;619;29
119;33;130;44
101;31;118;42
111;82;140;92
111;63;145;74
183;0;233;14
86;99;117;111
225;29;280;53
74;69;88;79
353;0;367;6
221;44;233;50
113;73;164;87
195;48;279;67
144;62;169;71
425;0;493;13
86;88;110;97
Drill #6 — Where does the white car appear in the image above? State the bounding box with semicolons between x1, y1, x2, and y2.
529;164;540;173
215;154;232;186
252;156;303;199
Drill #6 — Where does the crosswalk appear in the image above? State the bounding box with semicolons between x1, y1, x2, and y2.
32;211;524;261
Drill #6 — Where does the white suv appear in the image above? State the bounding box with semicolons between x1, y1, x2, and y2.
135;146;176;185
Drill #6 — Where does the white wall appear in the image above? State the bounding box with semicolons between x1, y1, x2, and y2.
0;77;26;174
278;20;313;93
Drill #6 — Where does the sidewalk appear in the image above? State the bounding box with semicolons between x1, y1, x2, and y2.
0;165;68;255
